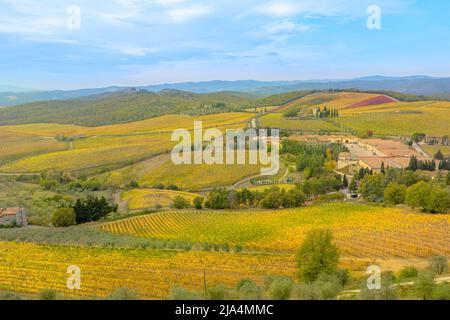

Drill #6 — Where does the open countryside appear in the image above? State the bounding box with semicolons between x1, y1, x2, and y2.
1;88;449;301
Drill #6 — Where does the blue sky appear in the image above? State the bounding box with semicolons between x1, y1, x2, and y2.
0;0;449;90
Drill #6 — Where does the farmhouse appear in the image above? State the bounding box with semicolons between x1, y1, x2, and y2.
338;138;431;173
0;207;27;226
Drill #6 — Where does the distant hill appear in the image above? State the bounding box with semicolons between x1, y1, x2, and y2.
1;76;450;107
0;90;256;126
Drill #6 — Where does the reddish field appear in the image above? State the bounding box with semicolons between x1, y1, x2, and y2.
346;95;398;109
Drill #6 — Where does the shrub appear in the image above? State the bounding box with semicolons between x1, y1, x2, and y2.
193;196;204;210
169;286;202;300
108;287;139;300
39;289;58;300
432;284;450;300
384;182;407;205
336;268;350;286
236;279;263;300
0;291;22;300
360;272;397;300
207;285;228;300
52;208;76;227
314;273;343;300
296;229;339;283
398;265;418;279
266;276;294;300
173;196;190;209
429;256;448;275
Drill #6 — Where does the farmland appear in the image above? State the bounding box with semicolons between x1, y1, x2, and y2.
122;189;199;210
0;112;254;174
0;241;294;299
257;92;450;137
101;203;450;258
259;113;339;131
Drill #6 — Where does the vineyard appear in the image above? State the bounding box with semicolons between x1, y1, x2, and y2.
0;242;294;299
122;189;199;210
0;112;254;173
101;203;450;258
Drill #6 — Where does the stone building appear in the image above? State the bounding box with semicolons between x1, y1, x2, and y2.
0;207;27;227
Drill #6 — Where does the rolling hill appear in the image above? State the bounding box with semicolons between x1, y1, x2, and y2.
0;90;255;126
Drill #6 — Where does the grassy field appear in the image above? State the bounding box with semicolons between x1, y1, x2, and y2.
122;189;199;210
421;145;450;158
139;160;261;190
259;113;339;131
0;241;294;299
333;109;450;136
0;112;254;137
101;203;450;258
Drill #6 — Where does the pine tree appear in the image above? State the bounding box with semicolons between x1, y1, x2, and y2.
380;161;385;174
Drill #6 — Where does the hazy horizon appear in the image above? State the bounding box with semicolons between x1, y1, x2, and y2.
1;0;449;90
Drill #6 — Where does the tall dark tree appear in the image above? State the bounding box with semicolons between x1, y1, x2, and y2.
380;161;386;174
408;156;418;171
434;150;444;160
342;175;349;188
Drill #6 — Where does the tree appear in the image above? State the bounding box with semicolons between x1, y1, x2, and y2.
205;188;231;209
408;155;418;171
282;189;305;208
380;161;385;174
342;175;349;188
73;196;117;224
349;179;357;192
415;270;436;300
424;186;450;213
406;182;450;213
411;133;426;143
261;190;283;209
429;256;448;275
384;182;407;205
173;196;190;209
266;276;294;300
52;207;76;227
193;196;204;210
406;181;431;209
360;174;384;202
434;150;444;160
296;229;340;283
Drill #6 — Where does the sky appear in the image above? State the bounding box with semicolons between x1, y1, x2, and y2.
0;0;449;90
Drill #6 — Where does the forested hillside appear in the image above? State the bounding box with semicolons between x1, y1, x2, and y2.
0;90;255;126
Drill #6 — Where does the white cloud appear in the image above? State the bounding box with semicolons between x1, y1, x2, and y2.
165;5;212;23
265;20;311;33
256;1;303;17
120;47;159;56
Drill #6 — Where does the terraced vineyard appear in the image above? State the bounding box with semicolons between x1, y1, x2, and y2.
101;203;450;258
0;242;294;299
